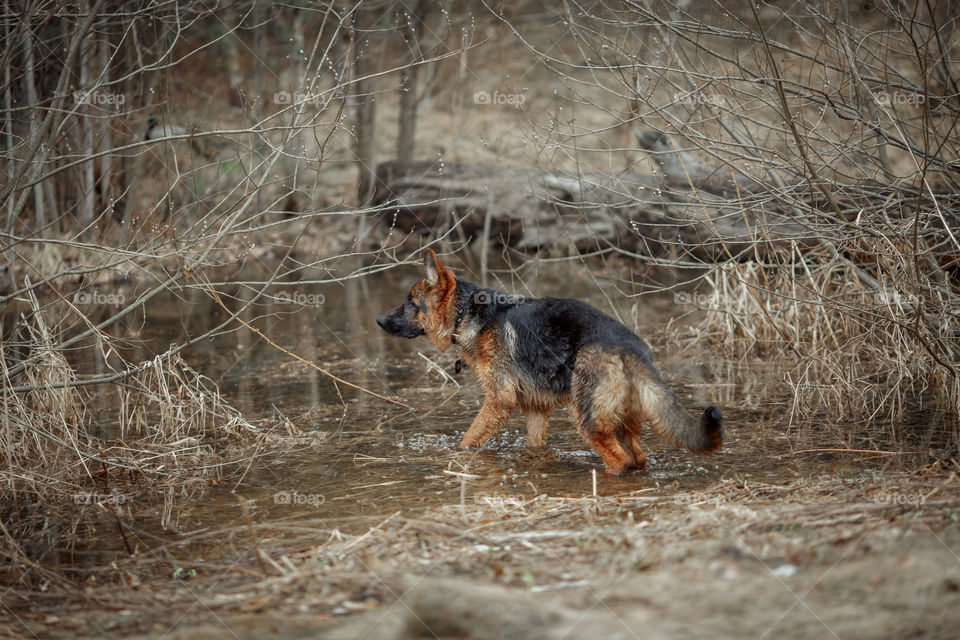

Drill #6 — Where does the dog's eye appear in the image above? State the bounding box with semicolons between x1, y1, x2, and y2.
407;294;425;313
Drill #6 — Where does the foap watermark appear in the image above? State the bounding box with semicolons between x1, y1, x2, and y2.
74;90;125;107
675;492;728;506
74;492;126;505
673;91;725;106
473;90;525;108
274;491;325;507
273;90;321;106
875;490;926;507
275;291;326;308
874;290;919;306
473;291;525;305
673;291;725;308
73;290;125;307
872;90;925;106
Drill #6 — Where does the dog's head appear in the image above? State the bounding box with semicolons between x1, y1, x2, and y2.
377;249;458;350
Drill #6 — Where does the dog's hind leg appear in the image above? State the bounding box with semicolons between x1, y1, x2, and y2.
524;410;550;448
616;428;647;470
580;427;631;475
571;349;632;474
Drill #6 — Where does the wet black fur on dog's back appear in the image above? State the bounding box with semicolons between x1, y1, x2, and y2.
455;281;662;395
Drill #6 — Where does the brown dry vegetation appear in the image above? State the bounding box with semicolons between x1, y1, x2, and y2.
2;0;960;638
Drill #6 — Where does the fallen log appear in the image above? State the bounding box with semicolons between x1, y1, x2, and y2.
372;149;811;260
633;129;764;197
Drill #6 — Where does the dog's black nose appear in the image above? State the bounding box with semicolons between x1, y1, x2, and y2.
377;315;389;330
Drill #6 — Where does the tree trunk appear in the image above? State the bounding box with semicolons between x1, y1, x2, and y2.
351;7;377;207
21;20;46;232
3;7;16;292
80;20;95;235
396;1;428;170
98;37;115;230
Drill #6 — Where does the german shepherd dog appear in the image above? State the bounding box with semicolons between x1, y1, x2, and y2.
377;250;723;474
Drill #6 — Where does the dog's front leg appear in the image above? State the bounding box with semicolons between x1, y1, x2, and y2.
459;399;512;448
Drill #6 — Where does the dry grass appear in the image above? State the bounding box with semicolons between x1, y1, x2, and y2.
692;251;960;446
0;294;266;589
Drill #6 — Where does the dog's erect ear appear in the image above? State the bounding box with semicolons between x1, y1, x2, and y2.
419;249;457;351
423;249;444;285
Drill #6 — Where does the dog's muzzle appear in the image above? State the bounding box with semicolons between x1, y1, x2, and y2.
377;308;424;338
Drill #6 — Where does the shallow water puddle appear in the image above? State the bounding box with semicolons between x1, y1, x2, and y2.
64;258;881;567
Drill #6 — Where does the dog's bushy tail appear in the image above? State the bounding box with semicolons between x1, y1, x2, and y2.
643;383;724;453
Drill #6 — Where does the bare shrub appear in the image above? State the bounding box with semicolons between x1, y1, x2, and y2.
502;0;959;443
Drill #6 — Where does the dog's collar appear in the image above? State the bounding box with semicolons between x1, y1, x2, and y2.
451;284;471;345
